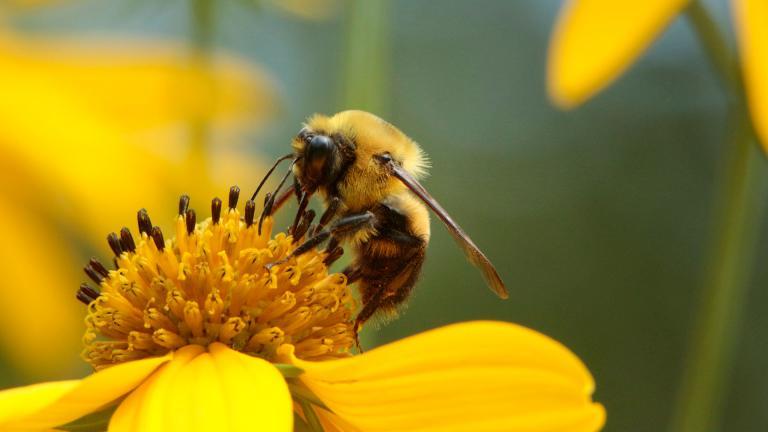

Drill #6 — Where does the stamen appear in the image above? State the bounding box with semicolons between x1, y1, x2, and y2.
178;194;190;216
77;283;100;305
106;232;123;257
89;258;109;279
228;186;240;210
76;291;93;305
185;209;196;235
137;209;153;236
244;200;256;227
151;226;165;251
119;228;136;253
211;198;222;224
84;264;105;285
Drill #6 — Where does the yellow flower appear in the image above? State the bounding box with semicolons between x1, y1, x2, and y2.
547;0;768;150
0;191;605;431
0;28;273;377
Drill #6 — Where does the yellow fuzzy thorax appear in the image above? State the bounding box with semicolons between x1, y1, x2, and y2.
81;192;356;369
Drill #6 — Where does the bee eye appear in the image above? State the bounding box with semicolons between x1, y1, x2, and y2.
375;153;393;164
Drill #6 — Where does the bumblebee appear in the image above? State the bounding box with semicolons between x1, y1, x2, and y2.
257;110;507;333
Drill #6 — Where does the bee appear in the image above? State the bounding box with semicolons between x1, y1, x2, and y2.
257;110;507;334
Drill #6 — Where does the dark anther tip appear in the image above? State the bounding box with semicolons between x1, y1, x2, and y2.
263;192;272;207
137;208;152;236
211;198;222;224
79;282;100;298
185;209;197;235
107;232;123;257
229;186;241;210
178;194;190;216
89;258;109;278
76;290;92;305
244;200;256;227
119;227;136;253
84;264;104;285
151;226;165;251
77;283;100;305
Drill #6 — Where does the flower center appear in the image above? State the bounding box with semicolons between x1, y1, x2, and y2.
79;187;356;369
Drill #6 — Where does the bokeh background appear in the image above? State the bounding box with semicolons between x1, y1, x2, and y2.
1;1;766;431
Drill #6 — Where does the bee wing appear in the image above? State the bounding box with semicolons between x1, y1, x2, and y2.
388;160;508;299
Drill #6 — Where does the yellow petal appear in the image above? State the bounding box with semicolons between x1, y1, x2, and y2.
548;0;690;108
0;195;83;378
732;0;768;152
110;343;292;432
283;321;605;432
0;354;170;429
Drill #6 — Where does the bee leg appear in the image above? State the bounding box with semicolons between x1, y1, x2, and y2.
342;264;363;284
289;191;309;236
266;212;375;268
316;197;342;232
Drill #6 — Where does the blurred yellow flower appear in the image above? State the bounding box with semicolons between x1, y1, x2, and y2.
0;194;605;431
0;29;274;378
547;0;768;151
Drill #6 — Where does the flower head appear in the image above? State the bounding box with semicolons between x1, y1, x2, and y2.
0;189;604;432
80;187;355;370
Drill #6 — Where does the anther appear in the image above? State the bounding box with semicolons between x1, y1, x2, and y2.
244;200;256;227
84;264;105;285
77;283;100;305
137;209;153;236
185;209;196;235
89;258;109;278
76;290;93;305
229;186;240;210
151;226;165;250
120;227;136;253
211;198;222;224
107;232;123;257
178;194;190;216
289;192;309;235
79;282;100;298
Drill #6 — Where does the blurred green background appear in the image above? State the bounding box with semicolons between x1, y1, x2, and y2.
4;1;768;431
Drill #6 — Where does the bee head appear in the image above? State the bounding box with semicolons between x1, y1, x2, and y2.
292;125;354;194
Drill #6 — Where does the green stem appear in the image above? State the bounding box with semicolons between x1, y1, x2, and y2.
342;0;391;350
671;3;767;432
188;0;214;179
685;1;743;100
342;0;391;113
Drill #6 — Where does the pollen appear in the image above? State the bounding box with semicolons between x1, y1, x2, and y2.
79;187;356;369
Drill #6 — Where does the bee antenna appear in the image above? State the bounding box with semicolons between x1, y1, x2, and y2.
258;157;300;234
250;153;295;202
